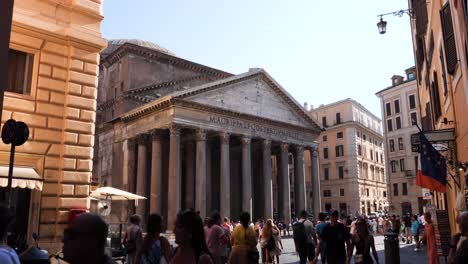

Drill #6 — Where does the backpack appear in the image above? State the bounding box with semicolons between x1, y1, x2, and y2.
292;220;307;248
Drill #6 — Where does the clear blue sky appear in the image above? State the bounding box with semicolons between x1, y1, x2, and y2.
102;0;415;118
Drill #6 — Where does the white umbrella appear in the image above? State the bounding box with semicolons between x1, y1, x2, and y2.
90;186;147;201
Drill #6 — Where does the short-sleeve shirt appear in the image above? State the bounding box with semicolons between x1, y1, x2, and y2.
231;225;257;247
205;225;226;257
300;219;315;244
315;222;328;238
0;247;20;264
321;222;350;262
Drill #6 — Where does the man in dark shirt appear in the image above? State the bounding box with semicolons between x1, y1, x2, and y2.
312;209;350;264
403;213;412;243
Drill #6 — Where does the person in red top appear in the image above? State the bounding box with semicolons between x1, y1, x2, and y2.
417;212;439;264
222;217;233;232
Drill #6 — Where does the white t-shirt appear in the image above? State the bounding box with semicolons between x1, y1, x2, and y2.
0;247;20;264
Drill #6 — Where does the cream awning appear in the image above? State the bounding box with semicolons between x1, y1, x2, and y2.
90;186;147;201
0;166;43;190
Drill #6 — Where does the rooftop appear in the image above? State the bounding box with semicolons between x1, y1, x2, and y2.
101;39;176;57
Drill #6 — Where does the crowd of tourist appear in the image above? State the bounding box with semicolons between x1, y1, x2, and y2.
0;203;467;264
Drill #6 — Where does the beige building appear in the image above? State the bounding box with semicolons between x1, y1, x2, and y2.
376;67;426;215
1;0;105;250
307;99;387;216
95;40;322;229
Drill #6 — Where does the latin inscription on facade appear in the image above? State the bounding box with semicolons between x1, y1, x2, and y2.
209;116;299;140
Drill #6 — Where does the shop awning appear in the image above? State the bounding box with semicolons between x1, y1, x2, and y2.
90;186;147;201
0;166;43;190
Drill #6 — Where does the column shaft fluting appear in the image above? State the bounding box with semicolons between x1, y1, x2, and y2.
167;126;181;231
241;136;252;217
262;139;273;219
279;143;291;224
195;129;207;217
136;135;148;217
150;130;163;214
220;132;230;218
294;146;306;215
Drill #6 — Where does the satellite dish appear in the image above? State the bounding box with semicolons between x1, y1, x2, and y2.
97;201;111;216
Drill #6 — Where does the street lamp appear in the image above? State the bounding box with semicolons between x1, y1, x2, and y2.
377;16;387;34
376;9;414;34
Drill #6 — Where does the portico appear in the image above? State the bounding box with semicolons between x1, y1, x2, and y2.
98;69;321;230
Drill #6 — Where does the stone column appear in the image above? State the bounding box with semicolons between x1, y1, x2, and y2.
150;130;164;214
262;139;273;219
167;125;181;231
220;132;230;218
136;134;148;217
121;139;134;221
311;147;321;217
185;141;195;209
294;146;306;215
206;139;212;213
279;143;291;224
195;129;207;217
241;136;252;217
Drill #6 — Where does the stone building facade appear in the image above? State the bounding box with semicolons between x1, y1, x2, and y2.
376;67;426;215
307;99;387;216
1;0;105;250
95;40;322;229
409;0;468;233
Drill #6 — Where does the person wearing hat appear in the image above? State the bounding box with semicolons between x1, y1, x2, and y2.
312;209;350;264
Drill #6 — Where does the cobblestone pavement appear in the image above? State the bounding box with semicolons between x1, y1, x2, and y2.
270;235;429;264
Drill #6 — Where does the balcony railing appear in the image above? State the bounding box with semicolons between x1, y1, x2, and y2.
405;170;416;177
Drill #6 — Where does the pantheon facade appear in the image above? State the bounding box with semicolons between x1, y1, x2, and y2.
95;40;322;229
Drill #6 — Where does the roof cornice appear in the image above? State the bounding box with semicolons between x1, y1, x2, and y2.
100;42;232;78
119;98;320;135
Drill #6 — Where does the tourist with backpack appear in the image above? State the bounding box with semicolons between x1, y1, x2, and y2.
137;214;171;264
293;210;317;264
124;214;143;264
312;210;350;264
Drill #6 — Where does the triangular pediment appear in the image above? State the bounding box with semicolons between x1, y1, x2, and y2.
173;69;320;131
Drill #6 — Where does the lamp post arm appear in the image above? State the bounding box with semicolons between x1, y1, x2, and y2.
377;9;414;18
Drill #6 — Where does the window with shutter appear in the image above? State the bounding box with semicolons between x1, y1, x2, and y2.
439;46;449;97
440;3;458;75
415;0;429;36
416;37;425;83
431;72;442;120
428;31;434;67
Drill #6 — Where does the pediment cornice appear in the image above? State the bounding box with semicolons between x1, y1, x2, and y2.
100;42;232;78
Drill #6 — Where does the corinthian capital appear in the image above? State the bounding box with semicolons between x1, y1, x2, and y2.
280;143;289;152
240;136;251;145
262;139;271;149
150;129;165;140
136;134;148;145
196;129;207;141
295;145;305;157
169;124;181;136
219;132;230;145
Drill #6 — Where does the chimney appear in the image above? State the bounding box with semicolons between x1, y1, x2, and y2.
304;102;309;111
